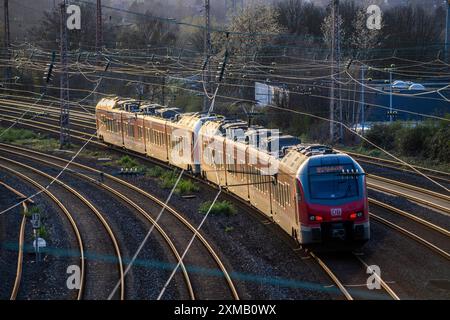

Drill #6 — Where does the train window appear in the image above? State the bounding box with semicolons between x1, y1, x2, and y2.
258;169;262;191
274;184;279;204
284;185;288;207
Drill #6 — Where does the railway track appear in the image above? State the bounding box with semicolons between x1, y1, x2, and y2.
309;251;400;300
0;181;31;300
0;98;95;122
1;110;449;300
0;143;240;300
0;156;125;300
344;150;450;185
367;174;450;215
369;199;450;261
0;169;85;300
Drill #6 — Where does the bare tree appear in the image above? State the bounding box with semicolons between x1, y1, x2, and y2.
321;5;345;50
215;3;283;57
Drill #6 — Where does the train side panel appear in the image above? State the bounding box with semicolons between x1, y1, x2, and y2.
144;117;169;163
247;147;273;219
225;139;250;201
167;123;194;171
97;108;124;147
122;113;146;154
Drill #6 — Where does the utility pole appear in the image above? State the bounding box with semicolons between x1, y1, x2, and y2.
94;0;103;103
360;65;365;135
96;0;103;53
59;0;70;148
3;0;11;85
203;0;211;111
389;68;393;122
329;0;342;144
445;0;450;62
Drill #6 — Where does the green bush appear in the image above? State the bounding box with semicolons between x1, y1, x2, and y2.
175;179;199;195
364;122;402;150
117;155;138;168
198;200;237;216
362;119;449;165
159;170;178;189
428;120;450;162
396;125;433;157
38;225;48;239
146;165;165;178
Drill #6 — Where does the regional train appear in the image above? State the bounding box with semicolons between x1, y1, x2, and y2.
96;97;370;244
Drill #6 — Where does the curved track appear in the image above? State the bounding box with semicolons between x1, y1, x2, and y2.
0;181;31;300
0;156;125;300
0;143;240;300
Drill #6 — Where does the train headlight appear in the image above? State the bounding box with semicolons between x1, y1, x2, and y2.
349;211;364;219
309;215;323;222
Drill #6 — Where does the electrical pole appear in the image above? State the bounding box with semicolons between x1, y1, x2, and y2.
389;68;393;122
3;0;11;85
360;65;365;136
96;0;103;53
59;0;70;148
445;0;450;62
203;0;211;111
94;0;103;104
329;0;342;144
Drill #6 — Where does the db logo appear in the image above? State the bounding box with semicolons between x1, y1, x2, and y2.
331;208;342;217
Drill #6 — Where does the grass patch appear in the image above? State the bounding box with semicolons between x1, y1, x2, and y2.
37;225;49;238
0;127;38;142
159;170;178;188
146;165;166;178
117;155;139;169
224;226;234;233
152;169;199;195
23;205;40;217
198;200;237;216
176;179;199;194
0;127;60;152
158;170;200;195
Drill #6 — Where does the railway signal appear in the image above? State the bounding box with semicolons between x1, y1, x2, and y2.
44;51;56;84
31;212;42;262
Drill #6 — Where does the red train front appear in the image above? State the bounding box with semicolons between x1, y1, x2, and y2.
295;148;370;244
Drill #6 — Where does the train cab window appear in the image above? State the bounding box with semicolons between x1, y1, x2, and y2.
308;164;359;200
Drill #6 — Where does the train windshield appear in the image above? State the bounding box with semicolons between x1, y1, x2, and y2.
308;164;359;200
